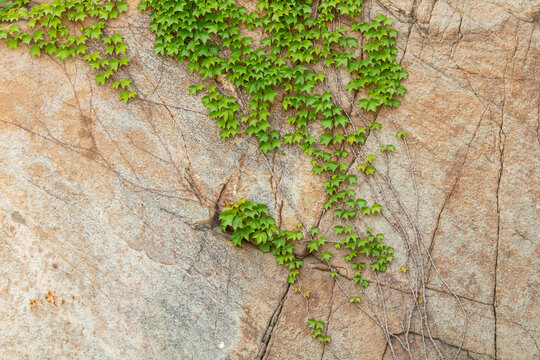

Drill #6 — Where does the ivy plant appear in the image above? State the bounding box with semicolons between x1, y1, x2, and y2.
0;0;136;103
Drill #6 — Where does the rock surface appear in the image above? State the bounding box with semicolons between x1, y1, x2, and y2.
0;0;538;359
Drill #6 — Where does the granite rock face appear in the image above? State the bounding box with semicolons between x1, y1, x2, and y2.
0;0;538;359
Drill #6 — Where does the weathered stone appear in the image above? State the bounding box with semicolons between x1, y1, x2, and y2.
0;0;538;359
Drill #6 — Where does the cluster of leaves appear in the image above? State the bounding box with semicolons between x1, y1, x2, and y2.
219;198;303;284
201;85;241;139
307;318;331;343
308;224;392;288
347;14;408;111
1;0;21;10
0;0;135;103
139;0;406;150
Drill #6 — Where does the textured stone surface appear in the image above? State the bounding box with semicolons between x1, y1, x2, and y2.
0;0;539;359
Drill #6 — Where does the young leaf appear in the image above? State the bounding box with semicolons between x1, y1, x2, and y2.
321;251;333;261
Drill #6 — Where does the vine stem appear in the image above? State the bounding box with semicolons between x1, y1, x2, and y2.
297;277;344;360
330;68;469;359
329;89;429;357
262;145;406;359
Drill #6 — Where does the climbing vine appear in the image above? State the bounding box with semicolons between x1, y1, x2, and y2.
0;0;136;102
138;0;409;352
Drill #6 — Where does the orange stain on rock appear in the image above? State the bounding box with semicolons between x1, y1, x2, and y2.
44;289;59;307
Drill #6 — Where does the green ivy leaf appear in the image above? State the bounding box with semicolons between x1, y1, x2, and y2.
7;38;18;49
116;1;128;13
320;251;333;261
29;44;41;56
371;203;382;214
119;90;136;103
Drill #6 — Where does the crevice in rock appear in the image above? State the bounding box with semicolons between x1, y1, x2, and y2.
427;109;484;258
401;331;495;359
372;0;415;23
427;0;437;25
399;21;414;65
380;341;389;360
257;283;291;360
267;154;284;228
493;22;519;359
424;285;493;306
136;97;208;115
450;14;463;58
210;175;233;229
505;318;540;355
320;279;336;360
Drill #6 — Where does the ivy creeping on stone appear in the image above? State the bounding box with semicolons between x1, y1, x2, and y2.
0;0;136;103
0;0;410;350
139;0;408;347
